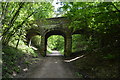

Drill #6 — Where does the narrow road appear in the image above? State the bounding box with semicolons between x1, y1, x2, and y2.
23;51;75;78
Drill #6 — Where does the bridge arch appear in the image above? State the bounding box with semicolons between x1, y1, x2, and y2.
39;28;72;57
26;28;41;46
45;29;66;56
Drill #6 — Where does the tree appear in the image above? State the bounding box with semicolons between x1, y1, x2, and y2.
60;2;120;53
1;2;54;46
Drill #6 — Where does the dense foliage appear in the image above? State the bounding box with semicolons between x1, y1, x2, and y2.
1;2;53;45
47;35;64;54
60;2;120;77
60;2;120;54
72;34;88;52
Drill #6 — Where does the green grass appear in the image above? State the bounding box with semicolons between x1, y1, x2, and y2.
2;45;23;78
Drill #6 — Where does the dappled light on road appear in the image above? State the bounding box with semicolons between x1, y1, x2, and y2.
46;50;64;56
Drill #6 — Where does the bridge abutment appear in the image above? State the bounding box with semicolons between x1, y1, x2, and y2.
40;35;46;57
64;34;72;57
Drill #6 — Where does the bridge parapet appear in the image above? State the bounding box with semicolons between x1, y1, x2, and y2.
36;17;70;29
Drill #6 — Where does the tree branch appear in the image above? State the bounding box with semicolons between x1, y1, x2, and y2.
2;2;25;36
4;8;38;44
111;3;120;13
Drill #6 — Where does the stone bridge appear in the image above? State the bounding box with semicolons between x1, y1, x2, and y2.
26;17;87;57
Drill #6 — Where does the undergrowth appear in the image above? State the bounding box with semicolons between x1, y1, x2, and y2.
71;49;120;78
2;40;39;78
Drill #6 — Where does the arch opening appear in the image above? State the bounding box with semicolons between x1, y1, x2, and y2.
44;30;66;56
72;34;87;53
30;35;41;48
46;35;65;56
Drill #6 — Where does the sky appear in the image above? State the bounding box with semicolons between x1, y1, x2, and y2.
52;0;64;17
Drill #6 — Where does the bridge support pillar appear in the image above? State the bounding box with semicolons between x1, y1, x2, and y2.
65;35;72;57
40;35;46;57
